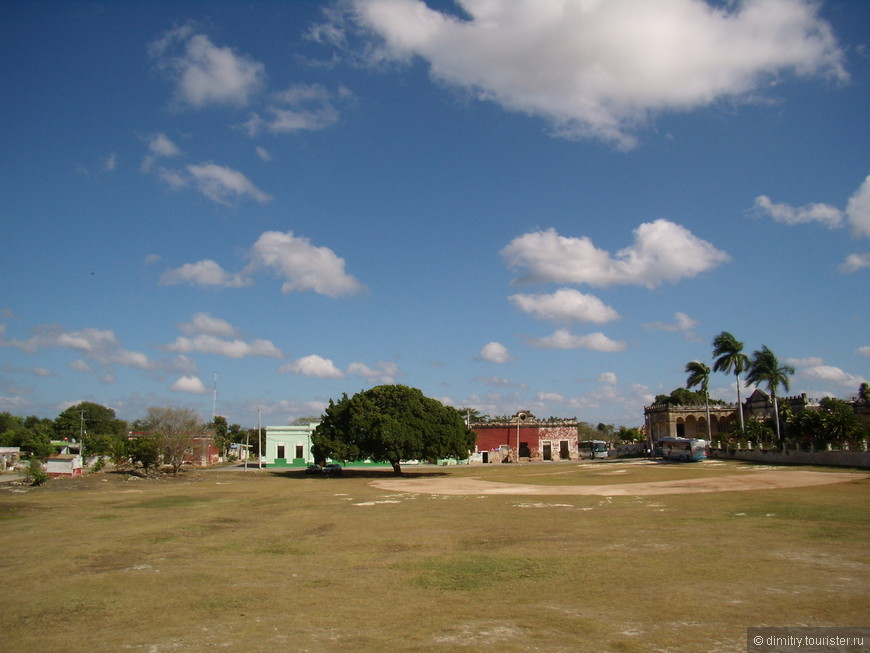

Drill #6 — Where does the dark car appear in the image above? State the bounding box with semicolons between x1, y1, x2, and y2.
305;464;322;474
322;463;342;476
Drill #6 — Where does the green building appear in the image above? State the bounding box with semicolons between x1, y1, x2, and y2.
265;423;320;467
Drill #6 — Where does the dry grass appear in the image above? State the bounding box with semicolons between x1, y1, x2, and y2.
0;460;867;652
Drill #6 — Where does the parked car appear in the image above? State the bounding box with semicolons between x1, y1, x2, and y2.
322;463;342;476
305;464;322;474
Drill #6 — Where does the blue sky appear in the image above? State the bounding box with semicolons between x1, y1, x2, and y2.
1;0;868;429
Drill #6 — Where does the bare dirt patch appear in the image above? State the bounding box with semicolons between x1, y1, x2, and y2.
370;469;867;496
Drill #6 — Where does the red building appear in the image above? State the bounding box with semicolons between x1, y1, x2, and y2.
471;412;581;463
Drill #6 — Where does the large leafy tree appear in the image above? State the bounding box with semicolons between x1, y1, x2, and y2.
312;385;476;475
54;401;127;456
684;361;712;441
745;346;795;446
712;331;750;437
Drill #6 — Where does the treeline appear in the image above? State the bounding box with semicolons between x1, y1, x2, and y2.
0;402;261;471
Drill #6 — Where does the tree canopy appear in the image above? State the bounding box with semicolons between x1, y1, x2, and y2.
312;385;476;474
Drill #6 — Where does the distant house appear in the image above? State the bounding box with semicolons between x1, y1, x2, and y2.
186;435;220;467
45;454;83;477
470;412;581;463
0;447;21;472
265;423;320;467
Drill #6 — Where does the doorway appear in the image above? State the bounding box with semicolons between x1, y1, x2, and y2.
542;443;552;461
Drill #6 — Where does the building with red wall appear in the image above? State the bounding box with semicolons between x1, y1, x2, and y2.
470;412;581;463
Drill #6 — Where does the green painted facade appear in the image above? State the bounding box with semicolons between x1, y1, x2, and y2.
264;423;319;467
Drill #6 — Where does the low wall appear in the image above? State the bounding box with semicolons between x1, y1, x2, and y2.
709;448;870;469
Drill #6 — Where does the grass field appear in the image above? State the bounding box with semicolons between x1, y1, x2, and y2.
1;460;867;652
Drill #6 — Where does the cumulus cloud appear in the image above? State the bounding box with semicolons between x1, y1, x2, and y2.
0;325;153;370
170;375;209;394
325;0;846;148
478;341;510;363
502;221;729;288
243;84;352;135
248;230;364;297
801;364;867;388
160;260;251;288
509;288;619;324
597;372;618;385
278;354;344;379
150;27;265;108
525;328;627;352
857;346;870;358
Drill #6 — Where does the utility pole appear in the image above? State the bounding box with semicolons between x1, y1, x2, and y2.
258;409;263;470
79;409;86;460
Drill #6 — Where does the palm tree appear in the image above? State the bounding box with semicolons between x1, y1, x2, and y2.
711;331;750;438
744;345;795;447
684;361;712;442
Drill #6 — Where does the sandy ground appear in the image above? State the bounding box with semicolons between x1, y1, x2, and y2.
370;470;867;496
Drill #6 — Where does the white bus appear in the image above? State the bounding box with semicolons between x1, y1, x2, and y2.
578;440;609;459
657;437;706;462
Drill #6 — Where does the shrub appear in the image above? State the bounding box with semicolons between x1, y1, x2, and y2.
26;458;49;486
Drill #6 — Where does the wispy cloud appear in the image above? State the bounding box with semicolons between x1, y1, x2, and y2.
525;329;626;352
242;84;352;135
642;312;699;339
160;260;251;288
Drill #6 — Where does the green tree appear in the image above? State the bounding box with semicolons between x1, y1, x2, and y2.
653;387;710;406
54;402;127;457
712;331;750;437
858;383;870;403
312;385;476;475
685;360;712;441
128;436;159;474
140;406;201;475
26;457;48;486
819;397;864;447
0;423;54;459
745;346;794;446
211;415;229;458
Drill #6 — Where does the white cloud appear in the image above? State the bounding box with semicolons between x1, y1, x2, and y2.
502;221;729;288
801;365;867;388
846;175;870;239
597;372;618;385
150;28;265;108
478;341;510;363
165;335;282;359
1;326;153;370
509;288;619;324
347;360;401;384
185;163;272;205
337;0;845;148
473;375;516;388
243;84;351;135
248;230;364;297
753;175;870;240
752;195;843;228
643;311;699;337
170;375;209;394
526;328;627;352
278;354;344;379
69;359;94;373
857;346;870;358
104;153;117;172
838;253;870;274
142;133;182;172
536;391;564;403
160;260;251;288
179;312;241;338
256;146;272;161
